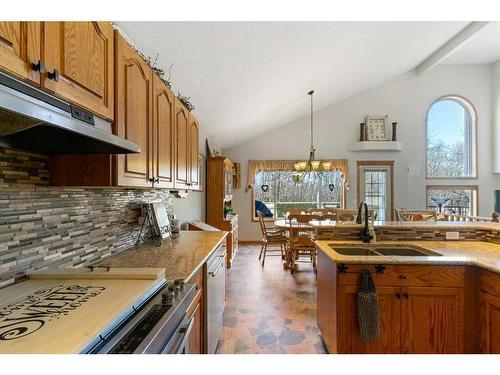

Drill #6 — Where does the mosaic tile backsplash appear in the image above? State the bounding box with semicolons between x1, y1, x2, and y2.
0;148;173;288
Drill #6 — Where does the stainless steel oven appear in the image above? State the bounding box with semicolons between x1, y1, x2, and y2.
206;245;226;354
92;280;197;354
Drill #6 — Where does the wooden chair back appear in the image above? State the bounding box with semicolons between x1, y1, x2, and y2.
334;209;378;222
395;208;437;221
306;208;335;216
256;211;267;239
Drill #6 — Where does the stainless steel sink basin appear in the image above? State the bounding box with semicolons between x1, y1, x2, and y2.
373;246;442;257
331;247;381;256
328;243;442;257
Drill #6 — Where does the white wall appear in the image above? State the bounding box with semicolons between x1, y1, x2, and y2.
493;60;500;173
226;64;500;240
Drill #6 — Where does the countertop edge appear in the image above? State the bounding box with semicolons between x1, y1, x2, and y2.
315;240;500;274
184;231;228;282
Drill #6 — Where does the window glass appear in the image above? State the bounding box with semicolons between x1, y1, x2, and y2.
426;186;478;216
253;171;344;219
426;97;475;178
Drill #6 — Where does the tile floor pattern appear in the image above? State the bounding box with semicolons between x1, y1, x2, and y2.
216;244;326;354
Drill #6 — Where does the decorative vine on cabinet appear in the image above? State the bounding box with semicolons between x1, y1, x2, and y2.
0;21;114;120
49;28;199;189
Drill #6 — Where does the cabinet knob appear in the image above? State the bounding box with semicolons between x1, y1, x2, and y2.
399;275;407;279
395;293;401;299
47;69;60;82
403;293;409;299
31;60;45;73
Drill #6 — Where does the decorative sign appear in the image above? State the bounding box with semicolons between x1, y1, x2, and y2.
0;285;105;341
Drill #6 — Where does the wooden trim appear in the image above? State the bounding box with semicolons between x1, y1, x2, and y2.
424;95;478;179
425;184;479;216
356;160;395;220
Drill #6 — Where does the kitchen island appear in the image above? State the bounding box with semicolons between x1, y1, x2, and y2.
314;222;500;354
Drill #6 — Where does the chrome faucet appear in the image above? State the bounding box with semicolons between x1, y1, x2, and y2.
356;201;374;243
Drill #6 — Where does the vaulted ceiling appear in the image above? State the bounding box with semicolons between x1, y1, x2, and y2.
116;21;477;148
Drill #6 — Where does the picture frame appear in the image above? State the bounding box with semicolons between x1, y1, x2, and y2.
365;115;389;141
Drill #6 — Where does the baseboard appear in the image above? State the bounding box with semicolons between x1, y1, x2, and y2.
238;240;262;245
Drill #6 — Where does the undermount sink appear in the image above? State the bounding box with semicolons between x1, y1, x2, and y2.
373;246;442;257
331;247;381;256
328;243;443;257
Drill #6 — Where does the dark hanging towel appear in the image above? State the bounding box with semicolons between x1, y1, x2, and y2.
357;270;381;341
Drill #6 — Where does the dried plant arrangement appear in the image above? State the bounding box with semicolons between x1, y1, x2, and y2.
176;92;195;112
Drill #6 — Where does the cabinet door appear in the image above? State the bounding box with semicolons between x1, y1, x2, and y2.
174;99;189;188
115;32;153;187
337;285;401;353
186;289;203;354
401;287;464;354
153;75;174;188
43;22;114;119
480;291;500;354
0;22;41;83
188;114;199;189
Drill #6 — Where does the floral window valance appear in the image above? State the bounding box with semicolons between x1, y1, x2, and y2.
246;159;349;191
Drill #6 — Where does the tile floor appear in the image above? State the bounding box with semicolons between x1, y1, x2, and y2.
216;244;326;354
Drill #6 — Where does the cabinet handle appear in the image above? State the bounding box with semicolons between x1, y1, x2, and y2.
47;69;60;82
31;60;45;73
403;293;409;299
395;293;401;299
399;275;407;280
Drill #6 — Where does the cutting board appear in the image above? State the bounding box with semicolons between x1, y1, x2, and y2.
0;268;166;354
29;267;165;280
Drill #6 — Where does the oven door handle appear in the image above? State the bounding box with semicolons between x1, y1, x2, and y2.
208;258;224;277
164;315;195;354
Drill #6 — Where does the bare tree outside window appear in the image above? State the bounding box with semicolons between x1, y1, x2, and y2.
426;97;476;178
253;171;344;219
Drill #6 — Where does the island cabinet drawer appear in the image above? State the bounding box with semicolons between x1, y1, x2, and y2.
337;264;465;288
480;269;500;297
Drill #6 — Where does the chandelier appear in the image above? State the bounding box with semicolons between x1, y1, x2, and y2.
293;90;331;182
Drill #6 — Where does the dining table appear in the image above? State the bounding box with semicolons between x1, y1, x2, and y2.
274;219;328;268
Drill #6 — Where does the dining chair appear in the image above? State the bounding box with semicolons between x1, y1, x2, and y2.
335;209;378;222
287;213;321;274
257;211;288;266
395;208;437;221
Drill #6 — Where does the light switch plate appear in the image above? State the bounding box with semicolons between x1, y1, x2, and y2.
446;231;460;240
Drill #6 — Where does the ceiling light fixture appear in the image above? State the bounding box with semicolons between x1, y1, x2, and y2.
293;90;331;182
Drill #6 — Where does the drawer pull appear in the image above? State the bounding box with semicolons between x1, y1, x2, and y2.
399;275;407;279
31;60;45;73
47;69;60;81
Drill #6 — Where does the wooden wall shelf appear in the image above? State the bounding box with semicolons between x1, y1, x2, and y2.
348;141;403;152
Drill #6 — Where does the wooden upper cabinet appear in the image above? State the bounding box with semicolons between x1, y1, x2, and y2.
0;22;42;83
189;114;200;189
114;32;153;188
401;286;464;354
43;22;114;120
175;98;189;188
153;75;174;188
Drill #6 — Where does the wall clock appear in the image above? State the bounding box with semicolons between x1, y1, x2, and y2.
365;115;389;141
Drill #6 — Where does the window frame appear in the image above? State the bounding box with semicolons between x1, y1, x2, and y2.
425;95;478;179
425;184;479;217
356;160;395;221
250;171;346;222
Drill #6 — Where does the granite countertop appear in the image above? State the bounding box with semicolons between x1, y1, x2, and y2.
309;220;500;231
98;231;228;281
315;240;500;274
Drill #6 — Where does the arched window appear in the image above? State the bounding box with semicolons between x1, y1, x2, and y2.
426;96;476;178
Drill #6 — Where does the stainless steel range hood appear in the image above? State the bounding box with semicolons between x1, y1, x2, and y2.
0;72;140;154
